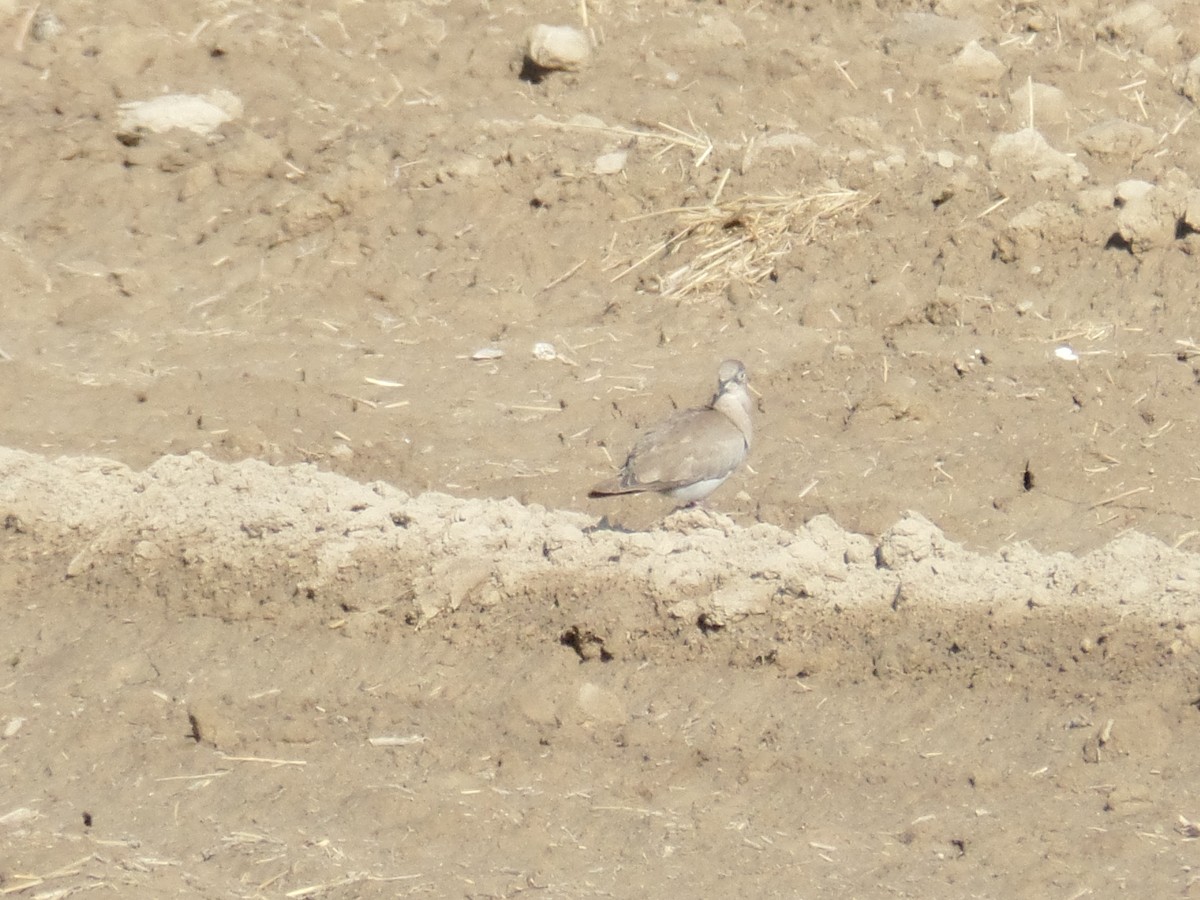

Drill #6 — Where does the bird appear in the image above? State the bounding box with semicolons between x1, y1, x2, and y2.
589;359;753;506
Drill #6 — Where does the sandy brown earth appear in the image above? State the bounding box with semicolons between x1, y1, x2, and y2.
4;0;1200;896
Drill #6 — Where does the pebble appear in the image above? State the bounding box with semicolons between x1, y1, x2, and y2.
593;150;627;175
0;808;36;826
526;24;591;72
1180;55;1200;102
117;90;243;136
951;40;1006;81
1183;190;1200;232
1116;186;1177;252
31;9;65;42
1115;180;1155;202
1097;3;1165;41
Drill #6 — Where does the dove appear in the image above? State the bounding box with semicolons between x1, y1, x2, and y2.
589;359;753;506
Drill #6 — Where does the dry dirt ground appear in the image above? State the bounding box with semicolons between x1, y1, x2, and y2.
4;0;1200;896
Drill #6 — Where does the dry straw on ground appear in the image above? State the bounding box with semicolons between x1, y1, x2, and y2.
616;183;871;300
556;116;869;302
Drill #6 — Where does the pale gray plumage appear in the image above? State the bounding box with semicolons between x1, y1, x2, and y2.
589;359;752;506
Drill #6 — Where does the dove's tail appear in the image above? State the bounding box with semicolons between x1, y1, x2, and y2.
587;477;643;498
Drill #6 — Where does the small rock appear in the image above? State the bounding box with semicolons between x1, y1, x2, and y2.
993;201;1083;263
1077;186;1118;216
0;807;37;827
1115;179;1156;203
526;24;591;72
950;40;1006;81
876;512;959;568
1077;119;1156;160
593;150;627;175
66;548;92;578
1143;25;1182;64
695;13;746;48
1182;189;1200;232
532;341;557;361
117;90;243;137
31;9;65;41
134;540;161;560
444;155;485;179
1116;186;1178;252
1177;55;1200;102
530;178;560;209
1097;3;1166;42
1009;81;1069;126
989;128;1087;185
472;347;504;360
707;584;771;624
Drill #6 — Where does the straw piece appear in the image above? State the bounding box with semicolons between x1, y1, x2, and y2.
618;188;869;301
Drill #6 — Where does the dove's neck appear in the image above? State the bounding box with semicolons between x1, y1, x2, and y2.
713;386;753;448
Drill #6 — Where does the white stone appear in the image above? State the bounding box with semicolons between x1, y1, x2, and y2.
31;9;65;41
1115;180;1156;202
117;90;242;136
952;40;1006;81
593;150;627;175
526;24;591;72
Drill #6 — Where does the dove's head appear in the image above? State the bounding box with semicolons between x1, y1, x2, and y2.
712;359;753;444
716;359;747;391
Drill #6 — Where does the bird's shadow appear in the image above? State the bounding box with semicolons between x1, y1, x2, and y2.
583;515;638;535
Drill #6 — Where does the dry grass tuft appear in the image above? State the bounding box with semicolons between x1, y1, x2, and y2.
616;186;871;301
560;117;716;167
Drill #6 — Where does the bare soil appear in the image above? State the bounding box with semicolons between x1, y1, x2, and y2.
4;0;1200;896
